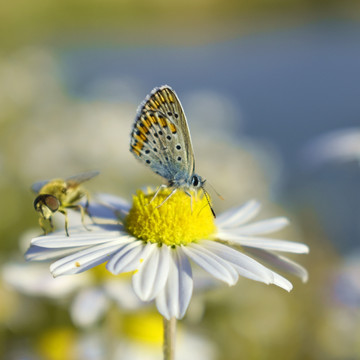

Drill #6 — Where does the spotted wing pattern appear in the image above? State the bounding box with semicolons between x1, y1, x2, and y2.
130;86;195;186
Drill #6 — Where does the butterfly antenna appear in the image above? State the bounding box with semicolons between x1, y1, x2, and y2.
207;180;224;201
201;185;216;218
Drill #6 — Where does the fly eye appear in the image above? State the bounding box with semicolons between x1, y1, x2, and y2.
34;194;59;212
44;195;60;212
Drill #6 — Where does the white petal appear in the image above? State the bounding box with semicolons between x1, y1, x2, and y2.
245;247;309;282
215;200;261;228
31;225;126;248
200;241;294;291
217;232;309;254
132;244;170;301
199;240;274;284
182;243;238;286
25;245;86;261
231;217;289;235
70;287;109;327
106;240;151;274
50;240;122;277
156;247;193;320
95;193;131;213
270;272;293;292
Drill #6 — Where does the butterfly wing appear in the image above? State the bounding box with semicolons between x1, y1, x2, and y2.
130;85;195;186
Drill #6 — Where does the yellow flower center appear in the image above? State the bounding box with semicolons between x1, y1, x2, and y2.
125;189;216;246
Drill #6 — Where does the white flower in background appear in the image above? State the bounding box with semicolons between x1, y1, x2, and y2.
4;222;143;329
302;127;360;166
25;189;309;320
3;260;142;328
111;311;217;360
3;262;91;299
32;311;216;360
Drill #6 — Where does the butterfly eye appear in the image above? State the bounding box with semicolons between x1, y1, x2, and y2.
191;175;200;188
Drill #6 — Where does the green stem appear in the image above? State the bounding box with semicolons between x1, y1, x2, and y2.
163;317;176;360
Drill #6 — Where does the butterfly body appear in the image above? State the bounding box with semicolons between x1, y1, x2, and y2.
130;85;205;192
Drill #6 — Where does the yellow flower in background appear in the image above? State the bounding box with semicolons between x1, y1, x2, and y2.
36;327;78;360
122;311;164;345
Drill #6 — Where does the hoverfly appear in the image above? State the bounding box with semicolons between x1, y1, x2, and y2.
32;171;99;236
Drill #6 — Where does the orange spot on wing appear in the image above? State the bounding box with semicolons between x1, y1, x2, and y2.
150;115;158;124
149;99;159;109
140;116;154;130
145;118;152;128
169;123;177;133
132;142;144;156
134;134;144;142
75;261;81;267
168;93;174;103
158;93;166;103
139;120;150;133
159;117;167;128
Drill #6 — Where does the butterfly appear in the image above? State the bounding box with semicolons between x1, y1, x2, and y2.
130;85;214;216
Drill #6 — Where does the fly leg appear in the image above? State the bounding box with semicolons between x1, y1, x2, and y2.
58;209;70;237
67;204;92;232
84;192;96;224
39;217;54;235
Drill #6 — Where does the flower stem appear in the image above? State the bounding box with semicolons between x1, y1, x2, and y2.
163;317;176;360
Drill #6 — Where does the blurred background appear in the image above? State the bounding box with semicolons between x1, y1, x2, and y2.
1;0;360;359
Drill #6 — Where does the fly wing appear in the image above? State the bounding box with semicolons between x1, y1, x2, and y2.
65;170;100;188
31;179;50;194
130;86;195;184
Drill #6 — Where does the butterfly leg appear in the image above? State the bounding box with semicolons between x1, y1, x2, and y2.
156;188;178;209
184;191;193;213
149;184;168;204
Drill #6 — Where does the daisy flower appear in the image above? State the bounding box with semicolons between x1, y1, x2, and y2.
25;189;309;320
302;127;360;166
